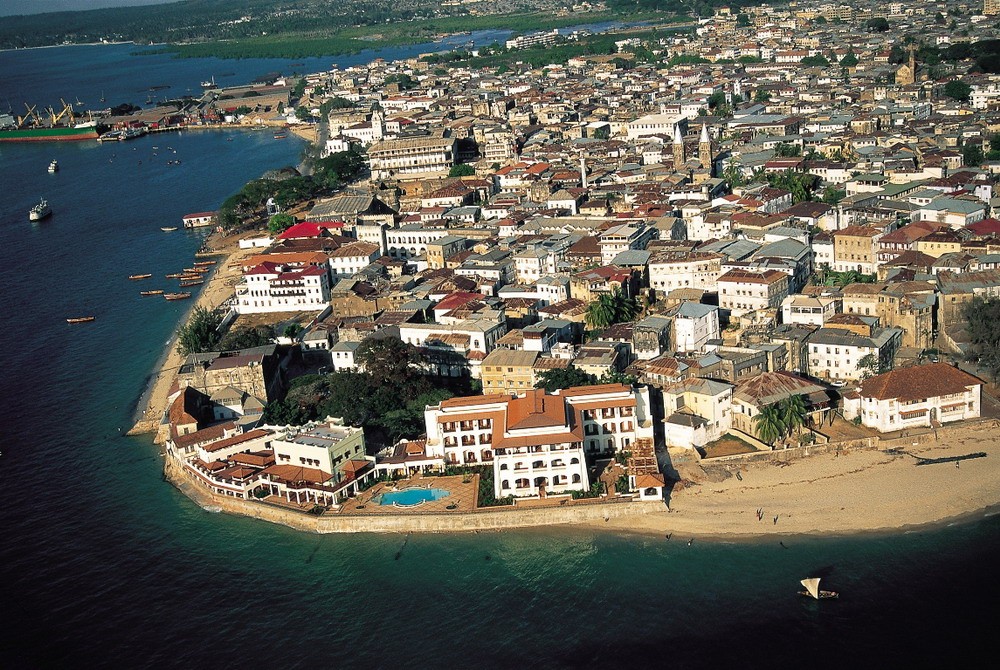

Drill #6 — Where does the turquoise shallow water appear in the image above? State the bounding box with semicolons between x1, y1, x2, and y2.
2;43;1000;669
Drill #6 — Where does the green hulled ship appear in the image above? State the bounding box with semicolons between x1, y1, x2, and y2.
0;125;100;142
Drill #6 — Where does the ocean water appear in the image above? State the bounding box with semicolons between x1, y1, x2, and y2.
3;43;1000;669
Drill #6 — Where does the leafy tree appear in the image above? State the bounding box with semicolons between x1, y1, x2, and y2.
866;17;890;32
856;353;883;380
765;170;819;204
535;367;598;392
800;55;830;67
943;79;972;102
840;51;858;68
291;78;307;99
822;186;846;204
218;325;274;351
294;106;312;121
267;212;295;235
283;323;304;339
176;306;222;356
736;13;750;27
963;143;984;167
753;404;784;445
935;11;946;24
356;337;428;389
707;90;727;110
754;89;771;103
600;370;638;386
384;73;417;90
448;164;476;177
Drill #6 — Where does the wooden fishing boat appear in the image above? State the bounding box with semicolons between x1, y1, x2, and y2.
164;292;192;301
192;260;216;266
128;273;152;280
66;316;96;323
140;289;164;296
179;280;204;287
798;578;839;600
178;274;201;281
165;273;186;279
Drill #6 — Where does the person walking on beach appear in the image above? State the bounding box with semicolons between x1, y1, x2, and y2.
773;515;779;525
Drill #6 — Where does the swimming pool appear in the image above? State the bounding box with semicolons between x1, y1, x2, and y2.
376;488;451;507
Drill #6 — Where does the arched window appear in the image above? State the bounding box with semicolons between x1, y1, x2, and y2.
572;474;582;484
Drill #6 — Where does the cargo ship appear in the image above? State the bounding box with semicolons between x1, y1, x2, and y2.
1;102;102;142
0;125;100;142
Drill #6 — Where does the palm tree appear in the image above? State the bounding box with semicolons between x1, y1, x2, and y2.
586;294;617;330
611;289;640;322
777;395;808;437
753;404;785;446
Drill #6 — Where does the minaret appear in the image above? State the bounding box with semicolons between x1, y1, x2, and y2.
371;105;385;141
580;155;588;189
673;124;685;172
908;45;916;77
699;124;712;172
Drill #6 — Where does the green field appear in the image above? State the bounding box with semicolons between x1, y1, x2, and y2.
161;11;673;59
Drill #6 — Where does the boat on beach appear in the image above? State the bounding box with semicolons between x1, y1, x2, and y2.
128;273;152;280
140;289;164;296
48;159;59;173
164;292;192;301
66;316;96;323
29;198;52;221
799;578;839;600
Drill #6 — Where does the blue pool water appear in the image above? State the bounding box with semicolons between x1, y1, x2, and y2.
378;488;451;506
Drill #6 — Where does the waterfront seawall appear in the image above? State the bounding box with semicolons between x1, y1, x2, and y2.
164;455;666;534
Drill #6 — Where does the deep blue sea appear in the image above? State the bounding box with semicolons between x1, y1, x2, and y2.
2;41;1000;670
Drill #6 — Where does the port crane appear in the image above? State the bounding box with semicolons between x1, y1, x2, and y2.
17;103;40;128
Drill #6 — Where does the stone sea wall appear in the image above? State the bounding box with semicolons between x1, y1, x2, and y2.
163;456;666;534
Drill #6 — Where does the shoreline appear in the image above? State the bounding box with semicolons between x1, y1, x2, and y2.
128;230;262;438
162;420;1000;539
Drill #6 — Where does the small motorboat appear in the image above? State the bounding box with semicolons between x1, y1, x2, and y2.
161;227;178;232
799;578;839;600
66;316;96;324
48;159;59;173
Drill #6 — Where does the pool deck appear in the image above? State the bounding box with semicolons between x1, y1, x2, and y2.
341;474;479;515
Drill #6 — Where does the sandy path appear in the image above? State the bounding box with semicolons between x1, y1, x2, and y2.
587;432;1000;538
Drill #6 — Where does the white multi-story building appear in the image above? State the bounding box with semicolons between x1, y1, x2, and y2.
718;268;790;316
807;326;902;381
598;224;655;265
671;302;720;353
329;241;381;278
269;420;367;474
385;225;451;259
236;262;331;314
843;363;982;432
661;377;733;449
424;384;655;498
626;113;686;141
367;135;457;180
648;252;723;296
781;294;839;326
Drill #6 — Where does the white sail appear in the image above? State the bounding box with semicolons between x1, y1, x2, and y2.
801;578;821;599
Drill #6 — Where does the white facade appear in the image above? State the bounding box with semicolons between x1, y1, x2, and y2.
807;327;902;381
781;294;839;326
236;263;331;315
329;241;381;278
269;421;367;474
423;385;656;499
843;364;982;432
673;302;721;353
649;253;723;295
718;269;790;316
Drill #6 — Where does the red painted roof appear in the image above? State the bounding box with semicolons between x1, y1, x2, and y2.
278;222;327;240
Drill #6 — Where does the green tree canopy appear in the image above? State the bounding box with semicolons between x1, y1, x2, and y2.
448;163;476;177
943;79;972;102
218;325;274;351
267;212;295;235
176;306;222;356
535;367;598;392
840;51;859;68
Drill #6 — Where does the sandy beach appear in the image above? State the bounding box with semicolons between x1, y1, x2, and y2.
588;425;1000;538
129;233;263;438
